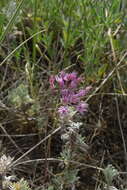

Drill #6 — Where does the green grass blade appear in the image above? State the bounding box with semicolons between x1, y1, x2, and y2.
0;0;26;45
0;29;45;67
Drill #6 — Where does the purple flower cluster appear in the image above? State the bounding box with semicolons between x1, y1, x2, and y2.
49;71;91;118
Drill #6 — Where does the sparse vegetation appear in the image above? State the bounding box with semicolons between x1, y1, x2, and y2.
0;0;127;189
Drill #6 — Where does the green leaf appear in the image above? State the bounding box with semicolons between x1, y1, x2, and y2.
98;64;108;78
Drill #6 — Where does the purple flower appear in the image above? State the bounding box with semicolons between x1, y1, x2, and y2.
61;96;70;104
61;90;80;104
69;80;78;88
75;86;92;97
49;71;91;118
76;89;86;97
76;102;88;114
61;89;71;103
69;76;82;88
69;94;80;104
63;72;77;81
55;76;65;88
61;89;70;96
60;71;66;78
84;86;92;94
69;72;77;80
58;106;69;117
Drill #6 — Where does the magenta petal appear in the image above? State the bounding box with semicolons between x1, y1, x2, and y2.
70;80;78;88
70;72;77;80
55;76;64;88
76;102;88;114
49;75;55;89
60;71;66;78
58;106;69;117
85;86;92;93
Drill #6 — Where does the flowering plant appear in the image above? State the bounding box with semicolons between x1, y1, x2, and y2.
49;71;91;189
49;71;91;119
